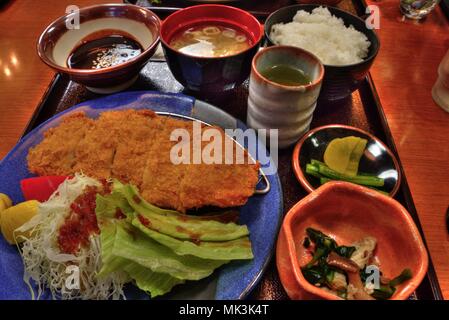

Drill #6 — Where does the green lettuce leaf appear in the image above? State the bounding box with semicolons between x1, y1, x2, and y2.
96;191;133;220
94;180;254;298
123;262;184;298
132;216;253;260
96;221;183;297
113;222;227;281
113;181;249;241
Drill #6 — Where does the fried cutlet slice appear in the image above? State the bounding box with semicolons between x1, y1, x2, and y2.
140;117;192;211
141;117;260;212
28;110;260;212
72;111;124;179
179;127;260;210
27;112;94;176
111;109;161;187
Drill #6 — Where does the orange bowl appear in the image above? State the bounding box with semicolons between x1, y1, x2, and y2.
276;181;428;300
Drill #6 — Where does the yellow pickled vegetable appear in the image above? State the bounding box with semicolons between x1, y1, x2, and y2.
1;200;39;245
323;136;368;176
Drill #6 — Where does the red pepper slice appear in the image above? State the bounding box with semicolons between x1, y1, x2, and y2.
20;176;70;202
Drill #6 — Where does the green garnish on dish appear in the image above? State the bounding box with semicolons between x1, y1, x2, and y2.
302;228;412;300
305;135;387;194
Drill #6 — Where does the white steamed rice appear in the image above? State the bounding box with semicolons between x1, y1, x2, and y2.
270;7;371;66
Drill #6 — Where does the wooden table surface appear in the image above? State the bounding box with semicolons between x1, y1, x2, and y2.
1;0;449;298
366;0;449;299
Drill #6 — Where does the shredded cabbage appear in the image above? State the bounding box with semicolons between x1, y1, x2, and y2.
18;173;128;300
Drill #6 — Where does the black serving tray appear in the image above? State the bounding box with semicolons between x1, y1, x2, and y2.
124;0;293;20
22;0;443;300
442;0;449;20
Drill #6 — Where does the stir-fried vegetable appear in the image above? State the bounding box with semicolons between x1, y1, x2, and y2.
361;267;413;300
302;228;412;300
301;228;356;289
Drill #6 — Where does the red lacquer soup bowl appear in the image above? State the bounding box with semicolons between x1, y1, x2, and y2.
276;181;428;300
160;4;263;93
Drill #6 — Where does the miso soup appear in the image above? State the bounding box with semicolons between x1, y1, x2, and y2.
169;23;252;58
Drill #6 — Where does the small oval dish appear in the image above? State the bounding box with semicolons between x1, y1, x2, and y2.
292;124;401;197
276;181;429;300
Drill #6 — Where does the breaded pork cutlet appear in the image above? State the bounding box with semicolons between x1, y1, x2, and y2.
180;127;260;210
73;111;124;179
27;110;261;212
111;110;161;186
140;117;191;211
74;109;161;182
27;112;94;176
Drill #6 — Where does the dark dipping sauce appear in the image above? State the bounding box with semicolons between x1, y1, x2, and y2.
260;64;311;86
67;34;143;70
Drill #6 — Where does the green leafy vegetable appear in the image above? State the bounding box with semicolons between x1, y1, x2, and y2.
97;221;129;278
306;159;386;189
132;217;253;260
316;163;384;187
96;192;133;220
372;285;396;300
113;222;226;281
94;180;254;298
306;228;337;252
114;181;250;241
123;262;184;298
370;268;413;300
96;221;183;297
389;268;413;287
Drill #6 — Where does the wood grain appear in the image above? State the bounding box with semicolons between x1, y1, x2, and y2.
366;0;449;299
0;0;116;159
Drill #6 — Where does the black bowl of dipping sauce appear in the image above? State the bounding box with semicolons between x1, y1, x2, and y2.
160;4;264;93
265;4;380;101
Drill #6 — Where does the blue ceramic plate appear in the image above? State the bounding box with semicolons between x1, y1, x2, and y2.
0;91;283;300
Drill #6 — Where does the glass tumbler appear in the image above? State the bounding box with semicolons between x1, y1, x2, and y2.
400;0;440;19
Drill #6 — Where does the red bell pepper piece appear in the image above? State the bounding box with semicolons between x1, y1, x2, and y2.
20;176;70;202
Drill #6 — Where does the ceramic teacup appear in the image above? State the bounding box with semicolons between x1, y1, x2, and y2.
247;46;324;149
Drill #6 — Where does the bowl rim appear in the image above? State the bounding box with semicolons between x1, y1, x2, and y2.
281;180;429;300
264;4;380;68
251;45;324;91
292;124;402;197
160;4;263;60
36;3;161;75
